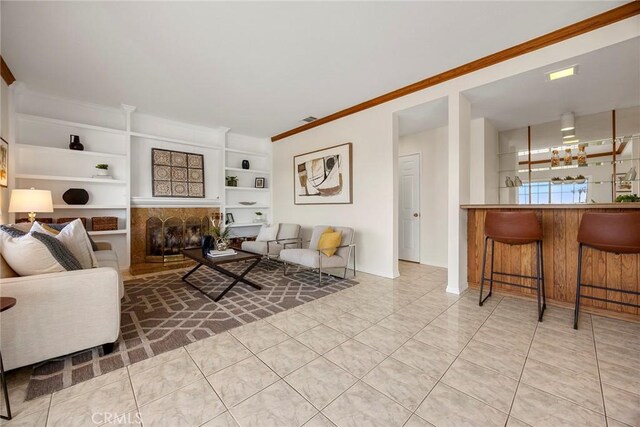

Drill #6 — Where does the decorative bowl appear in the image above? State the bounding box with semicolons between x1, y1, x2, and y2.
238;201;256;205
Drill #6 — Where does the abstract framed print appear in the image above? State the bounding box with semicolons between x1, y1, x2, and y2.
294;142;352;205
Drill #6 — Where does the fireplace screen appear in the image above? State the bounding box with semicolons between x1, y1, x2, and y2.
146;216;207;263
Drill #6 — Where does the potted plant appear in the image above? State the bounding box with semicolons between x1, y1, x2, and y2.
254;211;264;223
208;216;231;251
551;177;563;185
575;174;586;184
225;176;238;187
95;164;109;177
615;194;640;203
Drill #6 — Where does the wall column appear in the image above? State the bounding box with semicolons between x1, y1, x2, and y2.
447;93;471;294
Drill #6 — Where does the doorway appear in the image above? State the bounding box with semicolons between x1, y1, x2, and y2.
398;153;420;262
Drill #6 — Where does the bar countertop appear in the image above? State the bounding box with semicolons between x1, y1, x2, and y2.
461;203;640;209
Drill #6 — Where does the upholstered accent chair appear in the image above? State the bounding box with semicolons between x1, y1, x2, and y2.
279;225;356;285
241;223;302;260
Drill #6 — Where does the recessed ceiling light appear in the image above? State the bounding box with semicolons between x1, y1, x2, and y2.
560;112;575;131
562;130;576;139
563;139;580;145
546;65;578;81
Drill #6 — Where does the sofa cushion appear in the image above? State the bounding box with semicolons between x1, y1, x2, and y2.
242;240;284;256
0;226;82;276
32;219;97;269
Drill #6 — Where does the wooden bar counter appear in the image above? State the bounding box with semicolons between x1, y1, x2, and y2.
463;204;640;321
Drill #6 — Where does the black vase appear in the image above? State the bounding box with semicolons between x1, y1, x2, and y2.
242;160;250;169
69;135;84;151
62;188;89;205
201;235;213;256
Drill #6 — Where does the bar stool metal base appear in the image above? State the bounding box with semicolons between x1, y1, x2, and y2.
479;237;547;322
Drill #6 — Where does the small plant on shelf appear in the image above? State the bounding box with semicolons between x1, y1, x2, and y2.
225;176;238;187
95;164;110;177
551;177;562;184
254;211;265;223
615;194;640;203
575;174;586;184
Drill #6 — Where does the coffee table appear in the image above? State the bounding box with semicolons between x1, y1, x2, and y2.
181;248;262;302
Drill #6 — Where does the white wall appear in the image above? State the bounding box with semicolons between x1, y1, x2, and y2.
469;118;499;204
0;79;9;224
399;126;448;268
272;17;639;281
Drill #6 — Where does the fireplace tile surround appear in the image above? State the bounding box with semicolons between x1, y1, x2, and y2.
130;207;221;275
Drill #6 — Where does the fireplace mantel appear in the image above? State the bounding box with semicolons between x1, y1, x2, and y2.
131;197;222;208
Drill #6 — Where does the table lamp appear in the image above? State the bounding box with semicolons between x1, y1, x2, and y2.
8;187;54;222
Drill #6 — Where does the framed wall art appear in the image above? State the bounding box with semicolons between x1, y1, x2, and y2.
294;142;352;205
255;177;265;188
152;148;204;198
0;137;7;188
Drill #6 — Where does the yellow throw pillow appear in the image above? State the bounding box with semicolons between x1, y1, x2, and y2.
318;229;342;257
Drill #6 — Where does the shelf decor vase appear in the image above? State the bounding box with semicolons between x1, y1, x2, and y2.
242;160;250;170
62;188;89;205
577;145;587;166
551;150;560;167
69;135;84;151
564;148;572;165
624;167;637;181
201;235;213;256
514;176;523;187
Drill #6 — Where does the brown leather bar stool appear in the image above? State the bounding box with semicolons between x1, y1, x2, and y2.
574;212;640;329
479;211;546;321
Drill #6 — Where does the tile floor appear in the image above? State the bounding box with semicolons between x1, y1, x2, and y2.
2;262;639;427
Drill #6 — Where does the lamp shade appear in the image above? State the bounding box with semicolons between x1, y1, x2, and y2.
8;188;54;213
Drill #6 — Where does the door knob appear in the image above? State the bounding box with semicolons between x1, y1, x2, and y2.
413;213;419;217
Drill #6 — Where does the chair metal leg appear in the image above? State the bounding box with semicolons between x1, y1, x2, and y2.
574;244;583;329
536;241;544;322
283;261;288;277
352;245;357;277
479;237;490;306
318;256;322;285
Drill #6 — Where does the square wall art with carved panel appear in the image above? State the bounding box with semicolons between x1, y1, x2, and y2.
152;148;205;198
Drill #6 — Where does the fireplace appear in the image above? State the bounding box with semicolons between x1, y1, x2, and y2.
130;207;221;275
146;216;209;263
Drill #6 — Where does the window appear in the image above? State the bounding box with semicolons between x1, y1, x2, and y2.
518;180;587;204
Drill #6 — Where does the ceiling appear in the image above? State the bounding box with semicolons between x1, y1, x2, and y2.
465;37;640;131
1;1;626;137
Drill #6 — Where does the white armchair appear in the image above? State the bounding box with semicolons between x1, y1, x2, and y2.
279;225;356;285
241;223;301;260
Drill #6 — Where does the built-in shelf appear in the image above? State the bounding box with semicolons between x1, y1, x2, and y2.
227;222;263;228
88;229;128;236
130;197;222;207
17;144;126;159
16;174;126;184
224;205;270;209
225;148;269;157
224;186;269;192
53;204;127;210
131;132;222;150
17;113;126;135
225;167;270;175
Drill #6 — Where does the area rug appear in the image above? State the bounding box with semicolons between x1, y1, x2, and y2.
25;260;357;400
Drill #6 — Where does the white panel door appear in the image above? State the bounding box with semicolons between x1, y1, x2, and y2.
399;154;420;262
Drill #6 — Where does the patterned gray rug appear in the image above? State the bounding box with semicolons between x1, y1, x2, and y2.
25;259;357;400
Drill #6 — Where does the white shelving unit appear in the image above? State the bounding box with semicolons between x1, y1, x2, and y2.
223;135;272;237
14;98;131;266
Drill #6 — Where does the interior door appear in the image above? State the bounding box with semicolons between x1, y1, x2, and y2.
399;154;420;262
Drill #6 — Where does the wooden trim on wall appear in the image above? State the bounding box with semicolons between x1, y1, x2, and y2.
271;2;640;142
0;56;16;86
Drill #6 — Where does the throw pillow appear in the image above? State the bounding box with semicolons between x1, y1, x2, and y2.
256;224;279;242
32;219;97;269
47;222;99;251
0;225;82;276
317;228;342;257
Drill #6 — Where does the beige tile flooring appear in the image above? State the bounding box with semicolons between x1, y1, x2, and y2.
2;262;640;427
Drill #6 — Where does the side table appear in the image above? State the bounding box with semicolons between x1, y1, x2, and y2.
0;297;16;421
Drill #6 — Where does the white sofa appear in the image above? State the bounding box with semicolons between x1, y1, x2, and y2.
0;232;122;371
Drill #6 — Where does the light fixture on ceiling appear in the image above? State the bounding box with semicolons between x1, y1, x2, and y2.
561;112;575;131
546;65;578;81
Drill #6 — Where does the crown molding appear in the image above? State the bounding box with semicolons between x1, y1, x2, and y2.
1;56;16;86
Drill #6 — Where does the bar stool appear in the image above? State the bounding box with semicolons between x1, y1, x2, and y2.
574;212;640;329
479;211;546;321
